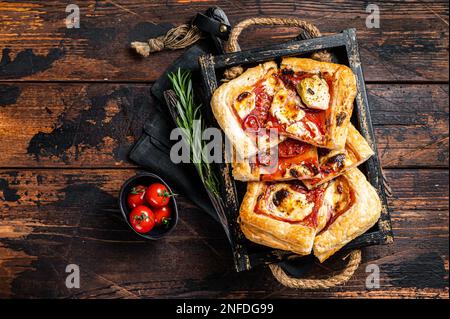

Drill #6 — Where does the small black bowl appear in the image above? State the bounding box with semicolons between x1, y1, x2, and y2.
119;173;178;240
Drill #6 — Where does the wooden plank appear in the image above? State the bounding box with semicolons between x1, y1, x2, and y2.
370;84;449;168
0;168;447;298
0;83;447;168
0;0;448;82
0;83;156;167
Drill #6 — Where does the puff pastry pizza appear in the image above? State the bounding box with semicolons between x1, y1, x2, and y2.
303;123;374;188
211;61;283;157
211;58;357;157
239;168;381;262
232;123;372;185
272;58;357;149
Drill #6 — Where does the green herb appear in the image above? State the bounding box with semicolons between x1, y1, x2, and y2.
168;69;220;196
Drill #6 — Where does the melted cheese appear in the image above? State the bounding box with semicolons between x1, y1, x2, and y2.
297;75;330;110
266;184;314;222
270;88;305;125
285;121;322;143
319;177;354;231
263;74;280;95
233;71;280;120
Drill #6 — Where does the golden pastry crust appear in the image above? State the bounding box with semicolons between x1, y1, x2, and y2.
239;169;381;261
211;61;281;158
303;123;374;189
313;168;381;262
280;57;357;149
232;160;258;181
239;182;315;255
239;182;327;255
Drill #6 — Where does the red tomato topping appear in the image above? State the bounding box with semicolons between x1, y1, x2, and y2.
277;139;309;158
243;114;260;130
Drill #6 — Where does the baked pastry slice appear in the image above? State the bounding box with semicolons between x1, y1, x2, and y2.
268;57;357;149
239;180;330;255
232;138;319;182
303;123;374;189
313;168;381;262
239;168;381;261
211;61;284;158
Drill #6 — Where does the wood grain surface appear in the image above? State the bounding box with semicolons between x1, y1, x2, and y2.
0;0;448;299
0;0;448;82
0;169;448;298
0;83;447;168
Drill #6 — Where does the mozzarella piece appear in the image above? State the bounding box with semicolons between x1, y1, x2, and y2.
297;75;330;110
270;88;305;125
263;74;280;95
286;121;322;142
266;184;314;222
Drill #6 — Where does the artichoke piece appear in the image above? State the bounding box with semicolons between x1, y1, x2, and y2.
296;75;330;110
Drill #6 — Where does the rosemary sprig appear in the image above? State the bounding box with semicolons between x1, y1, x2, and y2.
168;69;220;196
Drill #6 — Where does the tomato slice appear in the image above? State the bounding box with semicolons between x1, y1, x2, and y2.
243;115;260;131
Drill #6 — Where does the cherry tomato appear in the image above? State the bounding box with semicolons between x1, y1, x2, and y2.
127;185;147;209
243;115;260;131
129;205;155;233
145;183;172;208
154;205;172;227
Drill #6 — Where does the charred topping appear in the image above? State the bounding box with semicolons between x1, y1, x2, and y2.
326;154;346;169
273;189;289;206
337;183;343;194
289;168;299;178
336;112;347;126
307;88;315;95
237;91;251;102
281;68;294;75
311;165;320;176
318;148;331;158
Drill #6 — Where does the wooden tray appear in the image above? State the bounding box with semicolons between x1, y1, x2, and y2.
198;28;393;272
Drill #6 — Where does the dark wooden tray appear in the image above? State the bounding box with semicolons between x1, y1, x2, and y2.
198;28;393;272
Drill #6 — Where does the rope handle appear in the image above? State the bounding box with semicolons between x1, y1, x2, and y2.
225;17;322;53
269;250;362;289
222;17;331;80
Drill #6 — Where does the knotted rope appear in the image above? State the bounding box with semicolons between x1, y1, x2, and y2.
131;24;202;57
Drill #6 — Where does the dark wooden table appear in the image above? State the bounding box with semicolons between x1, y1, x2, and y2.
0;1;448;299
